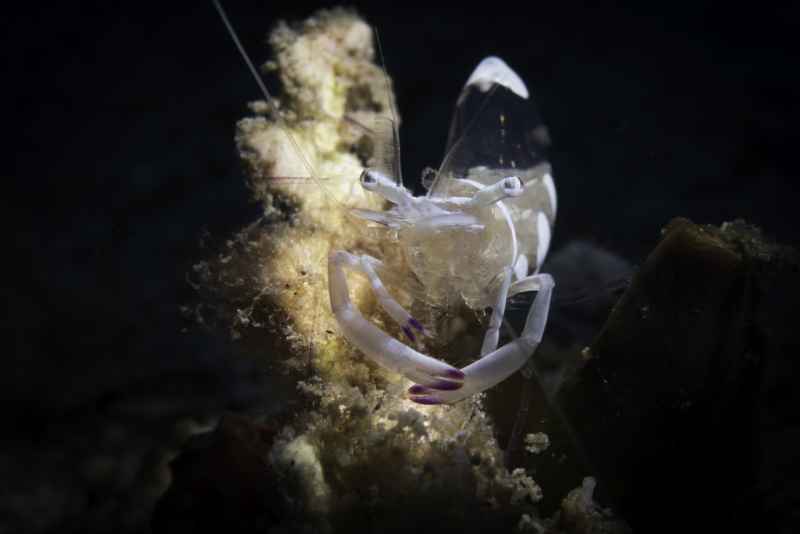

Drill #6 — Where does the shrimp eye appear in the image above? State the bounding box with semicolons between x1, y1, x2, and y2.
360;169;378;189
504;176;523;195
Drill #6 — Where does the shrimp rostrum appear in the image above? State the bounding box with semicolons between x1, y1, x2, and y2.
329;57;556;405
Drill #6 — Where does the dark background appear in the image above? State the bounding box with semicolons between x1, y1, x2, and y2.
8;0;798;414
4;1;799;531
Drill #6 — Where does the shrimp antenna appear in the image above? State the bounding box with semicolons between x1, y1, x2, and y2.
212;0;322;187
373;27;403;186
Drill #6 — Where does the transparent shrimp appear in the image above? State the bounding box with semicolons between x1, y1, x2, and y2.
215;1;556;403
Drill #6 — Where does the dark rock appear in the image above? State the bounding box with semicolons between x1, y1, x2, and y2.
152;414;283;533
558;218;800;533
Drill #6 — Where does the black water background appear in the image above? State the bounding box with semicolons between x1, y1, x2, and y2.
4;0;798;500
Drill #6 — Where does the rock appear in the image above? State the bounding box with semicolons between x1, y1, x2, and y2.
151;414;283;533
558;218;800;533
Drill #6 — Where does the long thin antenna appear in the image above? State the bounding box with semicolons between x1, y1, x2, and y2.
373;27;403;186
212;0;323;186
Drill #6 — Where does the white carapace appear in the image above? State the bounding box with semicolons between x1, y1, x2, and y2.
328;56;557;404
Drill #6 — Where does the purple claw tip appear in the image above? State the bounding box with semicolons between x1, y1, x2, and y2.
408;317;424;332
408;384;429;395
410;396;443;405
443;369;465;381
429;379;462;391
401;326;416;342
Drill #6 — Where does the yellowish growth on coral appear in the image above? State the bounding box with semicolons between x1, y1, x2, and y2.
234;9;401;370
236;7;395;221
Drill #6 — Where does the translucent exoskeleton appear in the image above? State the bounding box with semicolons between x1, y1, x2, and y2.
332;57;556;404
215;2;556;404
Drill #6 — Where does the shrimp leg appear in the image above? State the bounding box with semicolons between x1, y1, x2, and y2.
355;254;428;342
408;273;554;404
328;251;464;390
480;267;513;356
